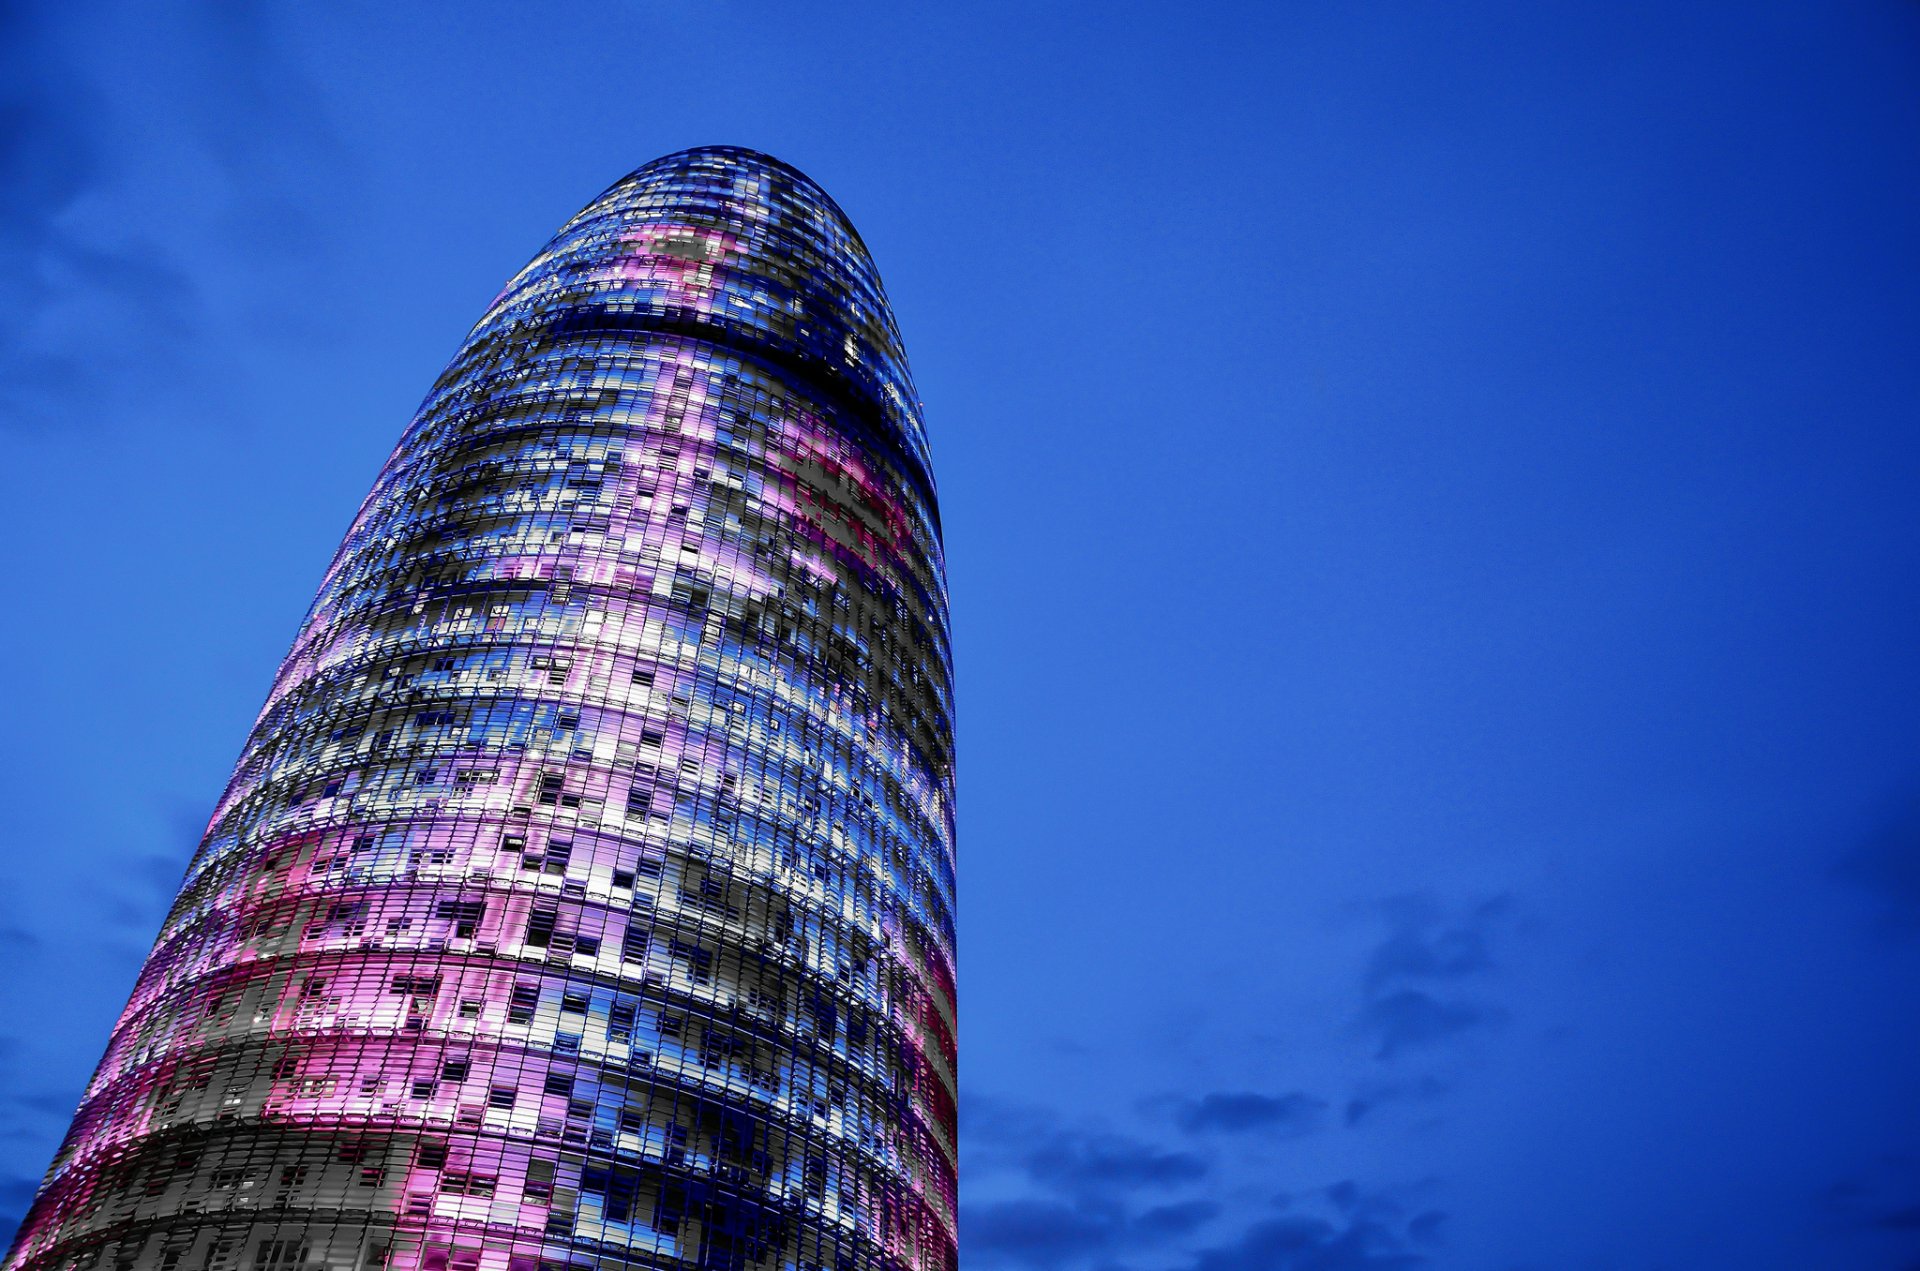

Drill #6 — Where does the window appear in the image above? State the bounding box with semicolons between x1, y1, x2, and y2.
670;938;713;984
436;901;485;939
524;909;557;948
620;924;650;964
253;1241;308;1269
508;983;539;1024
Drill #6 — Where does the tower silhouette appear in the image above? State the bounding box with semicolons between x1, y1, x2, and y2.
5;146;956;1271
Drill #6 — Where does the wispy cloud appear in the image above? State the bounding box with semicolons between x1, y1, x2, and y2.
1361;992;1493;1061
1834;796;1920;937
1182;1183;1441;1271
177;0;342;272
1357;896;1513;1060
1184;1214;1424;1271
0;1172;38;1263
965;1089;1446;1271
0;1031;70;1253
967;1199;1118;1264
0;0;197;423
0;0;335;429
1137;1200;1225;1239
967;1094;1209;1198
964;1094;1216;1266
967;1194;1228;1267
1173;1091;1329;1137
0;811;194;1251
1343;1076;1448;1127
1821;1153;1920;1240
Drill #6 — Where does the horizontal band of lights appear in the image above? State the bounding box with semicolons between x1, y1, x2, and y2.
5;146;956;1271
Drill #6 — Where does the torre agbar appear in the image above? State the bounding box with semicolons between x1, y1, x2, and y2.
4;147;957;1271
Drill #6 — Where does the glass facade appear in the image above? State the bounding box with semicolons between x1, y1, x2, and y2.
3;146;956;1271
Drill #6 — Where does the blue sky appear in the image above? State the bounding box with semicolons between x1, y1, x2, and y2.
2;2;1918;1268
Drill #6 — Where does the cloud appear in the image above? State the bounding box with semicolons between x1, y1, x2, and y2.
184;0;334;163
1361;992;1495;1061
1356;896;1512;1060
1343;1076;1448;1127
1183;1193;1435;1271
964;1095;1215;1267
0;1170;41;1261
87;844;191;955
1364;896;1507;992
968;1195;1225;1267
1185;1215;1418;1271
965;1094;1446;1270
1834;797;1920;936
966;1093;1209;1197
1405;1211;1444;1245
177;0;342;272
0;1025;64;1253
1137;1201;1223;1239
1174;1092;1329;1137
0;0;335;429
0;0;198;422
968;1199;1119;1264
1180;1183;1439;1270
1023;1131;1208;1196
1822;1153;1920;1242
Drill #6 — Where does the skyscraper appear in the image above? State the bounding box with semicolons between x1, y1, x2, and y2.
4;146;956;1271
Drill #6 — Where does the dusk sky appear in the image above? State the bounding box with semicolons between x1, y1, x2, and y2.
3;3;1918;1268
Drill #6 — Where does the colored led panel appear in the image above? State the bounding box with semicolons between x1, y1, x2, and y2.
4;146;956;1271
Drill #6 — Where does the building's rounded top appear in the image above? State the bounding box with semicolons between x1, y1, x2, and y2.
470;144;932;494
628;144;875;249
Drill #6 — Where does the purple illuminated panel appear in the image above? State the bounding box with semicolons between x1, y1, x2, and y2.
4;146;956;1271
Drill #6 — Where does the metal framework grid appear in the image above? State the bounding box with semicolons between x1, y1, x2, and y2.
4;146;957;1271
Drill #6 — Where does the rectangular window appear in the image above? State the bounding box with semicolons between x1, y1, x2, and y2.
507;983;539;1025
524;908;558;948
621;925;650;964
